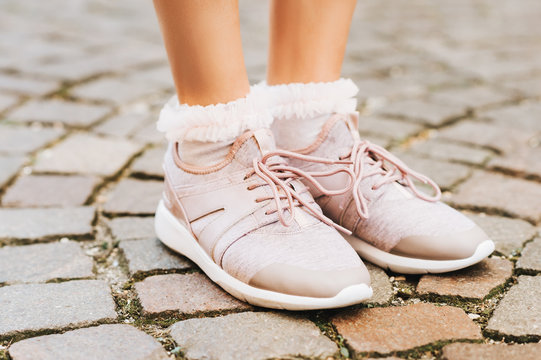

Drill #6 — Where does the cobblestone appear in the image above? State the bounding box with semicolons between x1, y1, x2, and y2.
8;100;112;127
2;175;99;207
377;99;466;126
103;178;162;215
8;324;169;360
0;207;94;241
332;303;481;353
364;262;393;305
466;213;537;256
130;146;165;178
437;121;534;154
394;153;472;189
487;276;541;337
441;343;541;360
0;280;116;338
357;116;423;141
1;0;541;358
170;312;337;360
406;138;493;165
71;77;167;104
0;155;25;188
516;237;541;273
108;216;156;241
430;85;513;109
0;241;93;284
92;113;151;138
481;102;541;132
0;93;19;112
0;73;59;96
417;258;513;299
452;172;541;222
488;143;541;179
120;238;192;276
135;273;250;315
33;133;141;176
0;125;64;155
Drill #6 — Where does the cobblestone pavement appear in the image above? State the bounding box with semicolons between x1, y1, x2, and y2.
1;0;541;359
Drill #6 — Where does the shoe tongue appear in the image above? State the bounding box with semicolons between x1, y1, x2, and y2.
229;128;277;167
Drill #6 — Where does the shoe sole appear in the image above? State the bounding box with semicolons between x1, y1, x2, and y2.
155;200;373;310
344;234;495;274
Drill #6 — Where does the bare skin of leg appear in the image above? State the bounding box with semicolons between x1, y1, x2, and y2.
267;0;357;85
153;0;249;106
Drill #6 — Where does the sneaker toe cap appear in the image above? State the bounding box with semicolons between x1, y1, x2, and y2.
391;225;492;260
248;263;370;298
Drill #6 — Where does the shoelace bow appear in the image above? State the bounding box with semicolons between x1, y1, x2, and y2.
244;149;355;233
341;140;442;219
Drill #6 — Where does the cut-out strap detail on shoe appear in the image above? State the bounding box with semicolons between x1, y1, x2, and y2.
343;140;441;219
245;149;356;233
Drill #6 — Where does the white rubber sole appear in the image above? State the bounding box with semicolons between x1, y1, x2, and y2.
344;233;495;274
154;200;373;310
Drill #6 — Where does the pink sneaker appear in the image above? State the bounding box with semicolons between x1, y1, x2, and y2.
283;113;495;274
154;128;372;310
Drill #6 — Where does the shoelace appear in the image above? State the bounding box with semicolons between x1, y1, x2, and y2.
339;140;442;219
244;149;355;233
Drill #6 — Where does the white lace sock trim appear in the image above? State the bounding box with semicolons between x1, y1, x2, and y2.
157;87;274;143
257;78;359;119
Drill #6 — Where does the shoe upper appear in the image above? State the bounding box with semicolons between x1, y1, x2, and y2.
288;114;491;261
162;128;369;297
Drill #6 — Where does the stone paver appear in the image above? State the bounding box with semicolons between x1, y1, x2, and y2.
481;102;541;132
1;0;541;358
466;213;537;256
357;116;423;140
169;312;337;360
364;262;393;304
332;303;482;353
135;273;250;315
377;99;466;126
516;237;541;273
441;343;541;360
0;125;64;155
437;121;534;154
108;216;156;241
92;113;151;138
0;207;94;241
0;155;25;188
2;175;99;207
417;258;513;299
8;100;112;127
8;324;169;360
33;133;141;176
131;146;165;178
0;280;116;338
487;275;541;337
120;238;192;276
431;86;513;109
394;153;472;189
0;93;19;112
0;241;93;284
71;77;166;104
103;178;162;215
488;143;541;179
0;73;59;96
452;171;541;222
407;138;493;165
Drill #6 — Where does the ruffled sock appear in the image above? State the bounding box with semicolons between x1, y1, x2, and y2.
157;86;274;166
259;78;359;150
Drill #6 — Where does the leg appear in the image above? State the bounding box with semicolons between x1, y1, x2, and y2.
153;0;249;105
267;0;356;85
